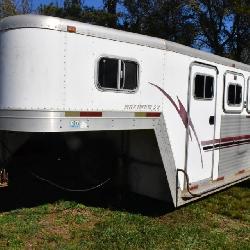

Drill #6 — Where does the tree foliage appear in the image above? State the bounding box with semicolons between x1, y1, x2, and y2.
0;0;17;18
228;0;250;63
122;0;196;45
103;0;119;27
39;0;121;27
0;0;32;18
188;0;231;55
188;0;250;62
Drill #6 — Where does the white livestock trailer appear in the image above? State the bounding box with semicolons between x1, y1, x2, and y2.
0;15;249;207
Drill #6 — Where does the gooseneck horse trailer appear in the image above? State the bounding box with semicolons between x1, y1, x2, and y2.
0;15;249;207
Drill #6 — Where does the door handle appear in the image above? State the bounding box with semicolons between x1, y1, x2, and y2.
209;116;214;125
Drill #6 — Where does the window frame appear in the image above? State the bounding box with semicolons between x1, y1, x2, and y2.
247;77;250;113
193;73;215;100
223;71;245;114
96;55;140;94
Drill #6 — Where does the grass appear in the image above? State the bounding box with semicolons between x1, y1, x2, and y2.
0;179;249;249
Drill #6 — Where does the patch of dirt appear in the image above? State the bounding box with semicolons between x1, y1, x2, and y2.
156;207;200;226
214;213;250;231
24;207;103;248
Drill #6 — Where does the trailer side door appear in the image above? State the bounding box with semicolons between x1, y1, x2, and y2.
186;64;217;183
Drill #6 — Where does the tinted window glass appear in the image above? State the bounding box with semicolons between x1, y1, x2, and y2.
98;58;118;89
194;75;205;98
228;84;236;105
227;84;242;106
235;85;242;105
194;74;214;99
205;76;214;98
98;57;138;92
123;61;138;90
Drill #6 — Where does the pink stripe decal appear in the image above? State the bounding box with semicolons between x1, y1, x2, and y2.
201;139;220;146
149;82;204;168
202;134;250;146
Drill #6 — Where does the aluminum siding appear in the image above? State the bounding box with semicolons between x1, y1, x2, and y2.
219;115;250;177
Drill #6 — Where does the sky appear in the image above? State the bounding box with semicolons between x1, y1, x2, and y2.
84;0;103;8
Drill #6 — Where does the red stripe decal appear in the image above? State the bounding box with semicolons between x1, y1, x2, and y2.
237;170;245;175
220;136;235;143
80;112;102;117
146;112;161;117
202;134;250;147
201;139;219;146
216;176;224;181
189;184;199;191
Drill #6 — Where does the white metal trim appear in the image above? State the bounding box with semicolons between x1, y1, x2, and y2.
1;15;250;72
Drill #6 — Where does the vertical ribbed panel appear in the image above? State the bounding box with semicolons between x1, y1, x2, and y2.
219;115;250;177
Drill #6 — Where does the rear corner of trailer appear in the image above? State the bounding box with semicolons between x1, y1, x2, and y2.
0;15;67;188
0;16;175;207
0;15;66;116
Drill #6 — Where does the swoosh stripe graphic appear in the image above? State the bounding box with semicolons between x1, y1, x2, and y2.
149;82;204;168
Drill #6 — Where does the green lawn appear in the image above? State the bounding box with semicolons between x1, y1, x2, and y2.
0;179;249;250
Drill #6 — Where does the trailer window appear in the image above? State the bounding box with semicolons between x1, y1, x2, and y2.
194;74;214;99
122;61;138;90
98;57;138;92
98;58;119;89
227;83;242;106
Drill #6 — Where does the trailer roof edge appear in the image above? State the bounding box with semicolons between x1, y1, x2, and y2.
1;14;249;72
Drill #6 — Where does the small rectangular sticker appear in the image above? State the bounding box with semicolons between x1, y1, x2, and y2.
70;120;80;128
